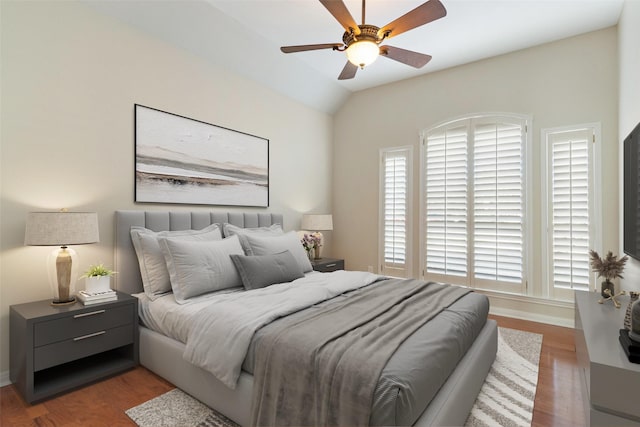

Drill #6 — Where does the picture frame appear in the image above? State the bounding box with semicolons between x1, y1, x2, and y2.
134;104;269;207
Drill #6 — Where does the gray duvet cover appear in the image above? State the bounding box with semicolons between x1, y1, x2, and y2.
244;281;489;426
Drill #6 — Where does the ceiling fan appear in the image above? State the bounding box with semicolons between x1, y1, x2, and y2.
280;0;447;80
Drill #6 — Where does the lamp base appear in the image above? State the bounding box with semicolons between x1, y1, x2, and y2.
47;246;79;305
50;297;76;306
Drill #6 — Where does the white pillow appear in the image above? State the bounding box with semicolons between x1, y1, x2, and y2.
158;235;244;304
222;222;283;238
241;231;312;273
130;224;222;300
222;223;283;253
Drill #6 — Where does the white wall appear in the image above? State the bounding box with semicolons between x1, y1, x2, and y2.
0;1;333;375
333;27;619;323
618;0;640;293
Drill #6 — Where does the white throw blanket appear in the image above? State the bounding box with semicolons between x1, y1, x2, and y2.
183;270;380;388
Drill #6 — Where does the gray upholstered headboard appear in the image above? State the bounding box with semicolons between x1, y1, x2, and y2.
114;210;284;295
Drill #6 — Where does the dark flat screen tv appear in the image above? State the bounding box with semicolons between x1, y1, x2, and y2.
624;121;640;261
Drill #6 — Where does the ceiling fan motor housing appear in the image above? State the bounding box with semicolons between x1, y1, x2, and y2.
342;24;383;47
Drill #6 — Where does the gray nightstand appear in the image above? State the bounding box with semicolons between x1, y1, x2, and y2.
10;291;138;404
310;257;344;272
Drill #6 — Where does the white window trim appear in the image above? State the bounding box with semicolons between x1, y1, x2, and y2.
524;116;534;296
379;146;413;278
419;112;533;296
541;123;602;300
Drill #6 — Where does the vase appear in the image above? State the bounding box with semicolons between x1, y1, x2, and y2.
624;292;639;331
600;280;615;298
85;276;111;293
630;297;640;342
314;246;322;260
306;249;313;261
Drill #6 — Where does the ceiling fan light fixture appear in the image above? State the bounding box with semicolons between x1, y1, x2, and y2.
346;40;379;69
280;0;447;80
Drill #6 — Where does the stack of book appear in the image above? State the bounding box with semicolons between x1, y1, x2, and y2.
619;329;640;364
77;289;117;305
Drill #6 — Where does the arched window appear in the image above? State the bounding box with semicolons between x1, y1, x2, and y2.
420;114;531;294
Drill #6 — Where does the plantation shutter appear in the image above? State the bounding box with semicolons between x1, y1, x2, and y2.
549;129;592;291
424;125;468;278
473;121;524;286
422;115;528;293
380;147;412;277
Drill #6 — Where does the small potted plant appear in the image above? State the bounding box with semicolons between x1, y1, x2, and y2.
589;250;628;297
81;263;116;293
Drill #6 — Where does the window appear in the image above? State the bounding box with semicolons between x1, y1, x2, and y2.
421;114;530;294
422;124;468;278
379;146;412;278
543;124;599;300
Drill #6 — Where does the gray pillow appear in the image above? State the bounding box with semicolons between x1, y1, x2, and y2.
130;224;223;300
230;251;304;290
222;223;283;253
158;234;244;304
241;231;313;273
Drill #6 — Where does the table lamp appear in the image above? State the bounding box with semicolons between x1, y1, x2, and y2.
24;210;100;305
301;214;333;259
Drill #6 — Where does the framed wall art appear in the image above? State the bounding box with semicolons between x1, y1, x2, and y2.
134;104;269;207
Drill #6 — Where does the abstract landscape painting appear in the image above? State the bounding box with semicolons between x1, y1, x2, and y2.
135;104;269;207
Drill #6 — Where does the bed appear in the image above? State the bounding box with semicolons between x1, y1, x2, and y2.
114;210;497;426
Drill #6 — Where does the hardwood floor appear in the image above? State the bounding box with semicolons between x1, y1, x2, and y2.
1;316;583;426
489;315;585;427
0;367;174;427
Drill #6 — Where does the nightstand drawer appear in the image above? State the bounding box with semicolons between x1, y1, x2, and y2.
313;259;344;272
34;304;133;347
34;323;134;372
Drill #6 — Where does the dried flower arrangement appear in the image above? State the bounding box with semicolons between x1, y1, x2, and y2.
589;250;629;281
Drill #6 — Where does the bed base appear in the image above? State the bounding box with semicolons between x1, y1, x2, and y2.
140;320;497;427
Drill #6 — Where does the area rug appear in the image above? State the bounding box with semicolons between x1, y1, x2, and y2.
126;388;240;427
126;327;542;427
464;327;543;427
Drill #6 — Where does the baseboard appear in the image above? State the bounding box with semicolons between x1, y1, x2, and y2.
480;290;575;328
0;370;10;387
489;306;574;328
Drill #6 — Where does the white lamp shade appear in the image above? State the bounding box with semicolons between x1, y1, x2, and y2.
25;212;100;246
301;214;333;231
346;40;379;68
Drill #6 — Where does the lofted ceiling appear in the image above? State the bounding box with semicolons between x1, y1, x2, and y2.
87;0;624;114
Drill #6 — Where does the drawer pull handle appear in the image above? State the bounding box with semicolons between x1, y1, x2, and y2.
325;263;337;268
73;331;106;341
74;310;106;318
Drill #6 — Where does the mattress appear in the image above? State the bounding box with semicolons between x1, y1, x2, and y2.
136;276;489;426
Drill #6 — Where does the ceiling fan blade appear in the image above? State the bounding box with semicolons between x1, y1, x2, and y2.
380;45;432;68
319;0;360;34
338;61;358;80
379;0;446;39
280;43;343;53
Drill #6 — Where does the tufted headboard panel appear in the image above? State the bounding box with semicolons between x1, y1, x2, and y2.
114;210;284;295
